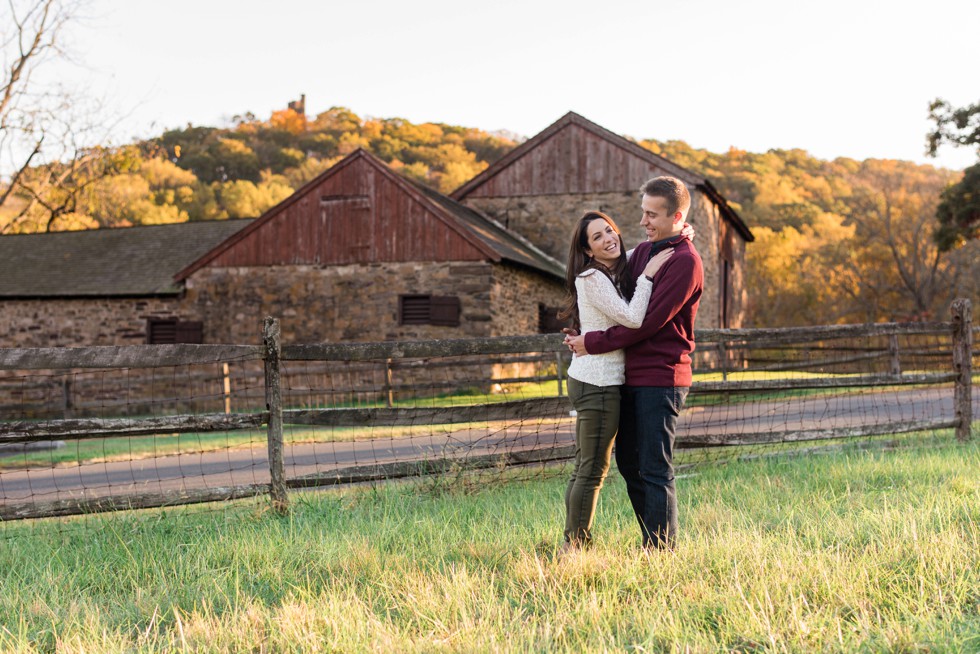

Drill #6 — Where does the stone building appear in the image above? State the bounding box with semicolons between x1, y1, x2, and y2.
0;220;253;348
452;112;754;329
172;149;565;345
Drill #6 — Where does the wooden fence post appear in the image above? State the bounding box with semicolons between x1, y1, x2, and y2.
263;317;289;513
719;341;729;382
223;363;231;414
384;358;394;408
61;377;74;419
951;299;973;442
889;334;902;376
555;352;564;396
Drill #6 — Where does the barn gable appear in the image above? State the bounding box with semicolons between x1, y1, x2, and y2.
176;149;563;281
451;111;752;242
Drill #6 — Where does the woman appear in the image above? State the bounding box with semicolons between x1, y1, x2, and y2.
559;211;674;550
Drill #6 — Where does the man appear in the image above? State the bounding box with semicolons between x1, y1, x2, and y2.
565;176;703;549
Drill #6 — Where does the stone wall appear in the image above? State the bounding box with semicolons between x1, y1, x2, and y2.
690;192;721;331
489;264;566;337
463;189;749;329
2;297;215;418
464;191;641;265
182;260;507;345
182;260;565;345
1;259;571;416
3;296;186;348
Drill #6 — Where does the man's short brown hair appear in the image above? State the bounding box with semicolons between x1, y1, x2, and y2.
640;176;691;218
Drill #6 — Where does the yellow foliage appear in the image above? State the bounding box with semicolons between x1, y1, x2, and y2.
216;177;293;219
139;157;197;189
362;120;383;140
401;162;430;184
438;160;487;193
47;212;100;232
338;132;370;155
269;109;307;135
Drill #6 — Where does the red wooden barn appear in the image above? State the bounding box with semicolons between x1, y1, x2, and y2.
452;112;753;329
174;149;565;345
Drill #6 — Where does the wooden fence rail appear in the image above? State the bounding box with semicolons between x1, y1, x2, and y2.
0;302;974;521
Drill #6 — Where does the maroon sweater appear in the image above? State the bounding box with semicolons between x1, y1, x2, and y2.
583;235;703;387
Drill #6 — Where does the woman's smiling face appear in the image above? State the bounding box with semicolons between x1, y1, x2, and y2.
583;217;621;268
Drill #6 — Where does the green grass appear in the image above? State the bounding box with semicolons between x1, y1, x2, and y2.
1;433;977;652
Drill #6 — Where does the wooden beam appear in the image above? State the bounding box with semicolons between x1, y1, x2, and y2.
691;373;957;394
0;413;267;444
282;334;565;362
0;485;270;521
287;444;576;488
677;418;957;448
283;397;570;427
697;322;949;345
0;344;262;371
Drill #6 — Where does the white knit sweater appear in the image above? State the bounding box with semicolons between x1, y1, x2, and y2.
566;268;653;387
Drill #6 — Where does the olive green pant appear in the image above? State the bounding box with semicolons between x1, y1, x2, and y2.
564;376;620;545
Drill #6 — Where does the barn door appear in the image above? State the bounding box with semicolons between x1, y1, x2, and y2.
320;195;373;264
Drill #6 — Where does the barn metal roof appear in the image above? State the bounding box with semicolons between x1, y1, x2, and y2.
409;178;566;279
0;219;254;298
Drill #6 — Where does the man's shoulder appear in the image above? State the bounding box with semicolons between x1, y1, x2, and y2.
674;239;703;265
663;240;704;286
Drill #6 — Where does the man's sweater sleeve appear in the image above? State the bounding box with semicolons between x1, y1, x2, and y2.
583;255;698;354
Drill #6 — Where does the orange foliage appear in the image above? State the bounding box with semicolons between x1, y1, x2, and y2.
269;109;307;135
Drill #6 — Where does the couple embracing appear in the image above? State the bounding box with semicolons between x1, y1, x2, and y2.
560;176;702;552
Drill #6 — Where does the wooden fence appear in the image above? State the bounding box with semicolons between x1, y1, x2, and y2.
0;300;974;521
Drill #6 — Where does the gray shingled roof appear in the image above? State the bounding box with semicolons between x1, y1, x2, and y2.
0;220;254;298
410;178;566;280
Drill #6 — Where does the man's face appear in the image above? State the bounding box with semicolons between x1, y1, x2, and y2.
640;194;678;242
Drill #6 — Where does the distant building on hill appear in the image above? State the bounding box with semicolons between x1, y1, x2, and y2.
287;94;306;116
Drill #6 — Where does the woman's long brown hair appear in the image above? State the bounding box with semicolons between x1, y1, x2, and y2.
557;211;635;331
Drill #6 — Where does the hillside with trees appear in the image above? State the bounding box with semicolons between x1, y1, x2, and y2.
1;105;976;327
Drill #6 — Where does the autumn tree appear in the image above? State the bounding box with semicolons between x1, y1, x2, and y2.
926;98;980;249
0;0;121;232
4;145;141;232
840;160;960;320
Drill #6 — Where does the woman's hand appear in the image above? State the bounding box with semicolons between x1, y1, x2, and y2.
642;248;673;278
681;222;695;240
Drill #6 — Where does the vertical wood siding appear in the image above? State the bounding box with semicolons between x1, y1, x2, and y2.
204;157;488;268
468;124;674;197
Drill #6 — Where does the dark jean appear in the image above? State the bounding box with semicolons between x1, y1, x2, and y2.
564;376;620;545
615;385;689;549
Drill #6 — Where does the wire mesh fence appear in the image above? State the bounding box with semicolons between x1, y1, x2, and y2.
1;301;975;534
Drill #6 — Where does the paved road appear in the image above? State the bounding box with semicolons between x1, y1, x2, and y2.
2;386;976;506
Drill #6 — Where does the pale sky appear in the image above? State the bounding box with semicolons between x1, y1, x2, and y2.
49;0;980;171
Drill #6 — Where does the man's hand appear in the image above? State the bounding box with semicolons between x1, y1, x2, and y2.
563;333;588;356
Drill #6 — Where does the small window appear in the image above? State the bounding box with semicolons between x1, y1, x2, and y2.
538;304;567;334
398;295;461;327
147;319;204;344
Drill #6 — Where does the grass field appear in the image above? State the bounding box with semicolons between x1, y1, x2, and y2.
1;432;977;652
